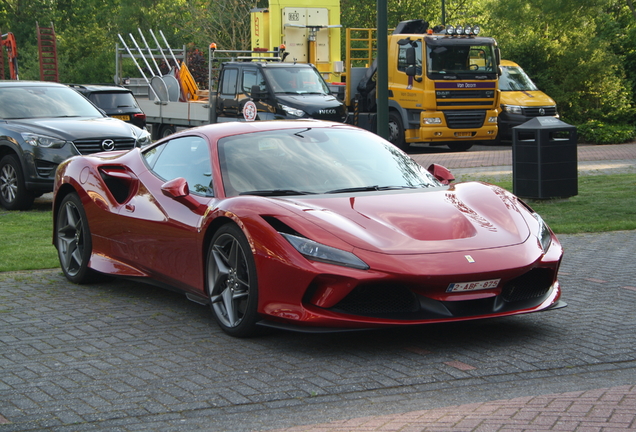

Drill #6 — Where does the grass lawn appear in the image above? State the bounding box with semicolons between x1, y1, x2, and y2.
1;173;635;272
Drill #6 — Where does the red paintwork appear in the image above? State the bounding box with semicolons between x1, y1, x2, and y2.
53;120;564;331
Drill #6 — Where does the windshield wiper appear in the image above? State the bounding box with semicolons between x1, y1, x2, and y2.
239;189;317;196
326;185;416;194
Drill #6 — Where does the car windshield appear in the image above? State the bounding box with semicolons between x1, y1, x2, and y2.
88;91;140;110
426;41;498;79
218;127;442;197
262;67;330;95
0;86;104;119
499;66;538;91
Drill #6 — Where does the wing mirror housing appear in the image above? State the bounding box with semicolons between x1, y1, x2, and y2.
161;177;208;215
427;164;455;185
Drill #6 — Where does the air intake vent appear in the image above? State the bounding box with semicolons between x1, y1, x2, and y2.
501;268;554;303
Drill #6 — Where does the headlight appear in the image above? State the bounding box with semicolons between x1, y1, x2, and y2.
130;126;152;147
423;117;442;125
279;104;305;118
533;213;552;253
137;129;152;147
21;133;68;149
280;233;369;270
502;104;523;115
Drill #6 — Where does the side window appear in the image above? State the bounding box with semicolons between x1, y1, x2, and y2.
146;136;213;196
397;41;422;75
221;68;239;96
242;69;266;93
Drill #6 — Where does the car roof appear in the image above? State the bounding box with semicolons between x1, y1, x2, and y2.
0;80;68;88
500;60;520;67
68;84;132;93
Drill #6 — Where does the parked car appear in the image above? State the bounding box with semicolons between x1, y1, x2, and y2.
0;81;152;210
498;60;558;142
53;120;565;337
69;84;147;129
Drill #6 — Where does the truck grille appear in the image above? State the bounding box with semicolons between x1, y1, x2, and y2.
73;138;136;155
436;90;495;99
443;110;486;129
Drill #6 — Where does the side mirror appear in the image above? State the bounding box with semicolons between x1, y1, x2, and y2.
427;163;455;185
405;47;416;66
251;84;266;101
161;177;208;214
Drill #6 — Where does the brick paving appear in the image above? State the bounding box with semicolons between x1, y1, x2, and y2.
1;143;635;431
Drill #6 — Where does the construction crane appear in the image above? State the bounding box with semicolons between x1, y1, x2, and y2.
1;30;19;80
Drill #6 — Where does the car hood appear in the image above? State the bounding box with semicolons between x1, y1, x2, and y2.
500;90;556;107
6;117;137;139
275;182;532;254
276;94;347;118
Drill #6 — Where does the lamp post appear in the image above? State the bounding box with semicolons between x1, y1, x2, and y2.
442;0;446;25
376;0;388;139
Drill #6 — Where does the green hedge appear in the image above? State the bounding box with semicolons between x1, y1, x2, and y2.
577;120;636;145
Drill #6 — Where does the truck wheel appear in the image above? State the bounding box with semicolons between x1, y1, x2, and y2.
160;125;176;138
0;154;35;211
388;112;408;151
447;142;473;152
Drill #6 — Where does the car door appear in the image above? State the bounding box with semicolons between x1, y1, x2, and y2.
217;67;240;118
240;67;274;117
113;134;214;292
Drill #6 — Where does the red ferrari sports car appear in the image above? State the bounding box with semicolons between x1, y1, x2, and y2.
53;120;565;337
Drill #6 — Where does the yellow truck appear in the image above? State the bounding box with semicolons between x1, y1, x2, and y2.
497;60;558;143
251;1;501;151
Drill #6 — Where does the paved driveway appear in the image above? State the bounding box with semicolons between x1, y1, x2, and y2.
1;230;636;431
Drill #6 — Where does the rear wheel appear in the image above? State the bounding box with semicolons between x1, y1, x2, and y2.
388;112;408;151
0;154;35;211
56;193;100;284
206;224;260;337
160;124;176;138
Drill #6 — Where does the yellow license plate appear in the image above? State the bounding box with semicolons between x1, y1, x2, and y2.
112;115;130;121
454;132;474;137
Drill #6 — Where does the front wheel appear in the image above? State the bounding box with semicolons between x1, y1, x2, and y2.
0;154;35;211
206;224;260;337
388;112;408;151
56;193;100;284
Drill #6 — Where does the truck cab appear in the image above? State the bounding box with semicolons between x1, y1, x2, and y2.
215;62;347;122
497;60;558;142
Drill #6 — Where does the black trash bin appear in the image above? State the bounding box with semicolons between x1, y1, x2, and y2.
512;117;578;199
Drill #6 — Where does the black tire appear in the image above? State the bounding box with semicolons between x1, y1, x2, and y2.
0;154;35;211
388;112;408;151
206;223;260;337
447;142;473;152
56;193;100;284
160;124;176;138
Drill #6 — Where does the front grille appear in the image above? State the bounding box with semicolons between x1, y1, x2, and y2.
331;284;419;315
73;138;136;155
443;110;486;129
523;106;558;117
501;268;554;302
35;160;58;178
